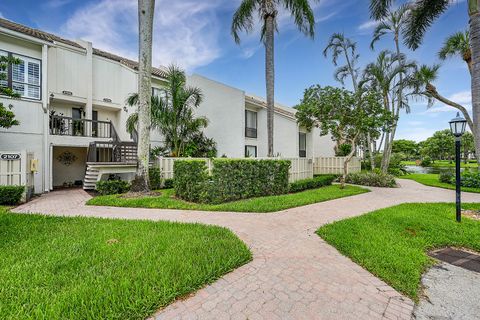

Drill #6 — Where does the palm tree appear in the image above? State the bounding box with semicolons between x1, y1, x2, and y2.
323;33;377;167
126;65;208;157
132;0;155;192
439;30;472;74
231;0;317;157
360;50;416;172
369;0;480;166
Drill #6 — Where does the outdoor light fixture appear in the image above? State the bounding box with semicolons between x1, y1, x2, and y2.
449;112;467;222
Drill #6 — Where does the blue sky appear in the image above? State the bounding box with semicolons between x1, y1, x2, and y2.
0;0;470;142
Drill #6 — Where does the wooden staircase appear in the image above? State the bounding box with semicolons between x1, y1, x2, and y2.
83;165;100;190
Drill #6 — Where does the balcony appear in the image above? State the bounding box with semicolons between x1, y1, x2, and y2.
49;115;116;139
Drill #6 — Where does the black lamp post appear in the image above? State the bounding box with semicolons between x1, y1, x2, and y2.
449;112;467;222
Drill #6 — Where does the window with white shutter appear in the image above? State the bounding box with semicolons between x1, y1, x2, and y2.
0;51;41;100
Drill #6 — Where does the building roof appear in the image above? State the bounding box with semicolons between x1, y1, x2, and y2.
0;17;167;79
245;94;296;119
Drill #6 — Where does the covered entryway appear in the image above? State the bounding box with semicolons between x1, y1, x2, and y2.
52;146;87;189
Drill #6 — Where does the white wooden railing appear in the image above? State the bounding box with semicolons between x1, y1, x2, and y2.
156;156;360;183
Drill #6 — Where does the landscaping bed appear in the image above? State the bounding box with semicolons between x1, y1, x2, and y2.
0;208;251;319
317;203;480;299
400;174;480;193
87;185;368;213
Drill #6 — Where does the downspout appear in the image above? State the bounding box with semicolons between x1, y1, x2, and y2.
41;44;49;192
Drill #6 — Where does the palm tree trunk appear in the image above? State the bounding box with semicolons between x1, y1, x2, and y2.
367;133;375;170
265;15;275;157
470;0;480;166
131;0;154;192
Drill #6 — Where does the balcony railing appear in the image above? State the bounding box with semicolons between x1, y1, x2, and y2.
87;141;137;163
245;127;257;138
49;115;113;139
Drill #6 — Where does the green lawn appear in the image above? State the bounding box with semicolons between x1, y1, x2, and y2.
87;185;368;213
0;208;251;319
317;203;480;300
400;173;480;193
401;160;478;168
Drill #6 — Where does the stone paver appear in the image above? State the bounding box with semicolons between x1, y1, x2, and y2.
13;180;480;319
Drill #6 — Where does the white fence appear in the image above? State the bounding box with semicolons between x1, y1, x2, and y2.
157;156;360;183
313;157;361;175
0;151;35;201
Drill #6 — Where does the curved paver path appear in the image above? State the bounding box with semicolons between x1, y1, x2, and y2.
13;180;480;320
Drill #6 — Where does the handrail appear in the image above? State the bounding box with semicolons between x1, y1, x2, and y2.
87;140;137;163
50;115;112;138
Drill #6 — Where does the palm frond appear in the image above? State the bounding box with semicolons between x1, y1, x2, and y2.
369;0;394;20
231;0;258;44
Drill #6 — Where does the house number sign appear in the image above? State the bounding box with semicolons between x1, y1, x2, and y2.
1;154;21;160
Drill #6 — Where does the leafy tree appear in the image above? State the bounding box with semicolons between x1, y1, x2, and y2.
462;131;475;162
132;0;155;192
126;65;213;158
296;86;391;187
419;129;455;161
392;139;418;159
360;50;416;172
231;0;318;156
439;30;472;74
0;56;20;128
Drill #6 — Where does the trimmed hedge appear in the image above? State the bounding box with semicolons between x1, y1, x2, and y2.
149;167;162;190
173;160;209;202
289;175;336;193
345;172;397;188
0;186;24;205
173;159;291;204
439;171;454;184
461;171;480;188
96;180;131;195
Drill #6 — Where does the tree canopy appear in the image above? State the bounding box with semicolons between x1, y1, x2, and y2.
0;56;20;129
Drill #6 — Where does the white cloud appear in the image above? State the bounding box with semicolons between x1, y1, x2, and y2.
62;0;227;71
422;90;472;114
396;127;436;142
358;20;379;31
0;11;4;18
45;0;72;8
448;90;471;105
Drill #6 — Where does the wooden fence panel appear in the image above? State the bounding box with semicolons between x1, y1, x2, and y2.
313;157;361;175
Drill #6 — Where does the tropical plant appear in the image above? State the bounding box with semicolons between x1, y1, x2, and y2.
392;139;418;159
0;55;20;129
360;50;416;173
439;30;472;74
126;65;211;157
231;0;318;157
369;0;480;168
296;86;392;187
132;0;155;192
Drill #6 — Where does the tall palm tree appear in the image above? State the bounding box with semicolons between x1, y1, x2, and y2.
369;0;480;165
439;30;472;74
323;33;377;167
132;0;155;192
126;65;207;157
360;50;416;172
231;0;317;157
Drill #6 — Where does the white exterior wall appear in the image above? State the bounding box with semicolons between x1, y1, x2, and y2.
188;74;245;158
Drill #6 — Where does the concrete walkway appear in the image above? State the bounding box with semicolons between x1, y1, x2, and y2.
13;180;480;320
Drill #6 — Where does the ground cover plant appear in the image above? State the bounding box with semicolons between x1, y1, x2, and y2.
87;185;368;213
317;203;480;300
0;208;251;319
400;174;480;193
345;171;397;188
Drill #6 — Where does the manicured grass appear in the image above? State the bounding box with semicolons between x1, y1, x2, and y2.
401;160;478;168
317;203;480;300
87;185;369;213
400;173;480;193
0;208;251;319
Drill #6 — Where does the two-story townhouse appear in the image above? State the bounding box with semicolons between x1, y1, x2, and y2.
0;18;334;195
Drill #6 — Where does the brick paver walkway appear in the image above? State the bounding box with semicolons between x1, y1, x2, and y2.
13;180;480;320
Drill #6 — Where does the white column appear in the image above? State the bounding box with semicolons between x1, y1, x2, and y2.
42;44;49;192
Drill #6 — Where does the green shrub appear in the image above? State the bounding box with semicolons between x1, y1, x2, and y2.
439;171;454;184
421;156;432;167
163;178;174;189
345;172;397;188
336;143;352;157
0;186;24;205
96;180;131;195
149;167;162;190
173;159;290;204
461;171;480;188
289;175;336;193
173;160;209;202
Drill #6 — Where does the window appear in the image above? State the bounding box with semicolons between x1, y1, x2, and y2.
245;145;257;158
0;50;41;100
299;132;307;158
245;110;257;138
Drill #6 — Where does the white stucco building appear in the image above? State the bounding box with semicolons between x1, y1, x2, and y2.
0;18;334;194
